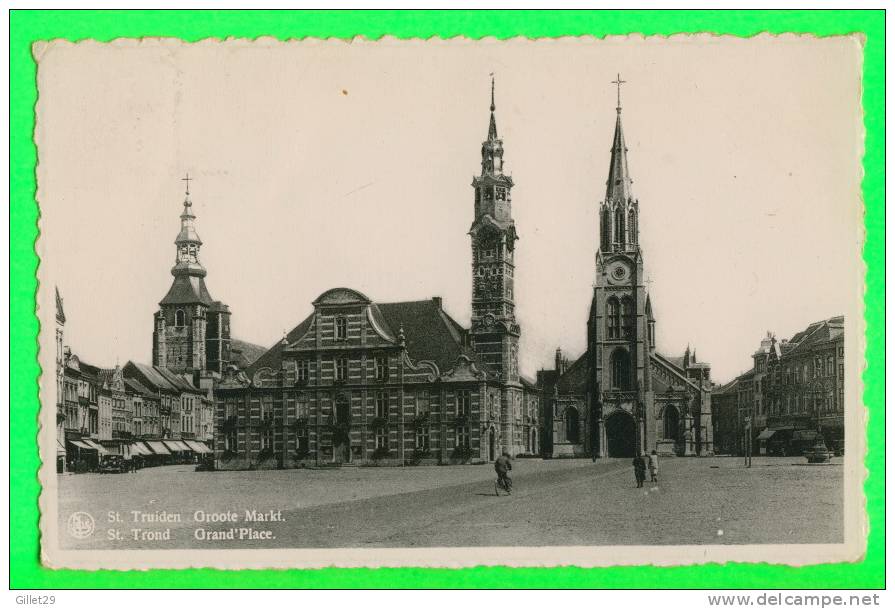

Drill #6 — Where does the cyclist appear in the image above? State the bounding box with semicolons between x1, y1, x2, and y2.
494;452;513;494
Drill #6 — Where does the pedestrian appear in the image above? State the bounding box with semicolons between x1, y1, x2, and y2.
648;449;659;483
494;452;513;494
632;453;647;488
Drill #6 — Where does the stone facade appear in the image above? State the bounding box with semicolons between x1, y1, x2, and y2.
719;317;845;457
540;96;713;459
213;81;542;468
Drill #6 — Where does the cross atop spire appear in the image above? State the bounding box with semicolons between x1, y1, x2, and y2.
611;73;626;113
181;172;192;196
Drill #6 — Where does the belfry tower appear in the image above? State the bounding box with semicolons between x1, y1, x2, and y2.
469;78;523;455
588;75;654;457
153;176;231;386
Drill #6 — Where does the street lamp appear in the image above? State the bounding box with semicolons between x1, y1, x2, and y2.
805;379;831;464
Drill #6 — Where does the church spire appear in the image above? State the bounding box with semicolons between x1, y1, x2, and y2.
487;74;498;141
481;75;505;176
605;74;633;203
172;174;206;278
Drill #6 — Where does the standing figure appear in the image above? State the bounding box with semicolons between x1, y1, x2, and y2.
632;453;647;488
648;449;659;483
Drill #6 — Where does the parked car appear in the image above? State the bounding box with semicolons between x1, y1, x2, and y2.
98;455;128;474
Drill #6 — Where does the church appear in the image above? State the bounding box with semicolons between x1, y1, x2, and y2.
538;80;714;459
212;80;542;468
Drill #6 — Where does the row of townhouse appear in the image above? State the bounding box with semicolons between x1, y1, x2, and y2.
56;349;214;473
710;316;845;457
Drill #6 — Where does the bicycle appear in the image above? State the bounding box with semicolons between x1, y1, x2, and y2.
494;474;512;496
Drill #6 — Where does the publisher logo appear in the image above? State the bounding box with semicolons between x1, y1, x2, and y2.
67;511;95;539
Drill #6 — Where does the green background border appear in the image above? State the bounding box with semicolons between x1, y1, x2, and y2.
10;9;885;589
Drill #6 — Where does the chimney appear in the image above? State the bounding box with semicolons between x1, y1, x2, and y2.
432;296;442;309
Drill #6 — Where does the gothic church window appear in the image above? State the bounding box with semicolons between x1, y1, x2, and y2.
175;309;185;327
614;208;625;243
621;297;635;339
606;298;620;339
610;349;632;390
627;209;637;243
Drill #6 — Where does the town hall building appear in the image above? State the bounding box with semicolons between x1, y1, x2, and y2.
539;80;714;459
213;80;542;468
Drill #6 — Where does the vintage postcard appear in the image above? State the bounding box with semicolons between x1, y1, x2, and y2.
35;35;866;570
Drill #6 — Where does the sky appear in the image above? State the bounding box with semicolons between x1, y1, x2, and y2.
36;36;864;382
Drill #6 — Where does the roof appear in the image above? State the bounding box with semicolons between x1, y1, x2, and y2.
712;378;740;396
230;338;266;369
247;296;480;377
124;378;157;399
155;367;201;393
556;353;588;395
785;315;845;354
160;275;214;306
124;361;179;393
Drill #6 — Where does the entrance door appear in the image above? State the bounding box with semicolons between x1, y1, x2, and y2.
489;428;496;461
605;412;636;458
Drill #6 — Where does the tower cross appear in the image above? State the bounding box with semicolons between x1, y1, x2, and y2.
611;73;626;110
181;172;192;195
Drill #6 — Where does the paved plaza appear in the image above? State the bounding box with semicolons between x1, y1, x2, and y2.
58;457;842;550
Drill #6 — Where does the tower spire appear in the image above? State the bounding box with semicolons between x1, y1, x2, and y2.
605;75;633;203
487;73;498;141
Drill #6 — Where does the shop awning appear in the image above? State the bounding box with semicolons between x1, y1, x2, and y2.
146;441;171;455
184;440;212;454
81;439;108;454
69;440;93;450
163;440;192;452
756;429;777;441
129;442;150;456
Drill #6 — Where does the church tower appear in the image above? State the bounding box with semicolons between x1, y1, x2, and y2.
469;78;523;455
588;76;653;457
153;177;231;385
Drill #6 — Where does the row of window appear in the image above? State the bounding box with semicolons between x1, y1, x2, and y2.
601;208;638;247
475;186;509;204
241;389;476;422
226;425;474;454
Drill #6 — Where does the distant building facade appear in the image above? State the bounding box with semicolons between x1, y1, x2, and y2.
538;92;713;458
213;81;542;468
714;316;845;457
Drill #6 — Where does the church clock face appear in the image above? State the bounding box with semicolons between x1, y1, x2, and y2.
607;261;632;285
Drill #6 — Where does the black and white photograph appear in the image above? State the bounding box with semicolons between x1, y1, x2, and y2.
35;36;865;569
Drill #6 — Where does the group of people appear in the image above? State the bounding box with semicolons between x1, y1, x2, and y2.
632;450;659;487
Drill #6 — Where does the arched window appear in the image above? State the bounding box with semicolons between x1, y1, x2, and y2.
601;208;611;250
606;297;620;339
565;407;580;444
663;404;680;440
610;349;631;390
175;309;185;327
621;297;635;339
614;208;625;244
627;209;637;244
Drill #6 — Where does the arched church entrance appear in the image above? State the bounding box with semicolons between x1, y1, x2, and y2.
565;407;581;444
663;404;681;443
605;411;636;458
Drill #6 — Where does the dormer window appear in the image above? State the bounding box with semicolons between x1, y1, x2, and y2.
175;309;186;327
335;316;347;340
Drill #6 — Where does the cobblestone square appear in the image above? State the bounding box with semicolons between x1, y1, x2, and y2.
58;456;843;550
